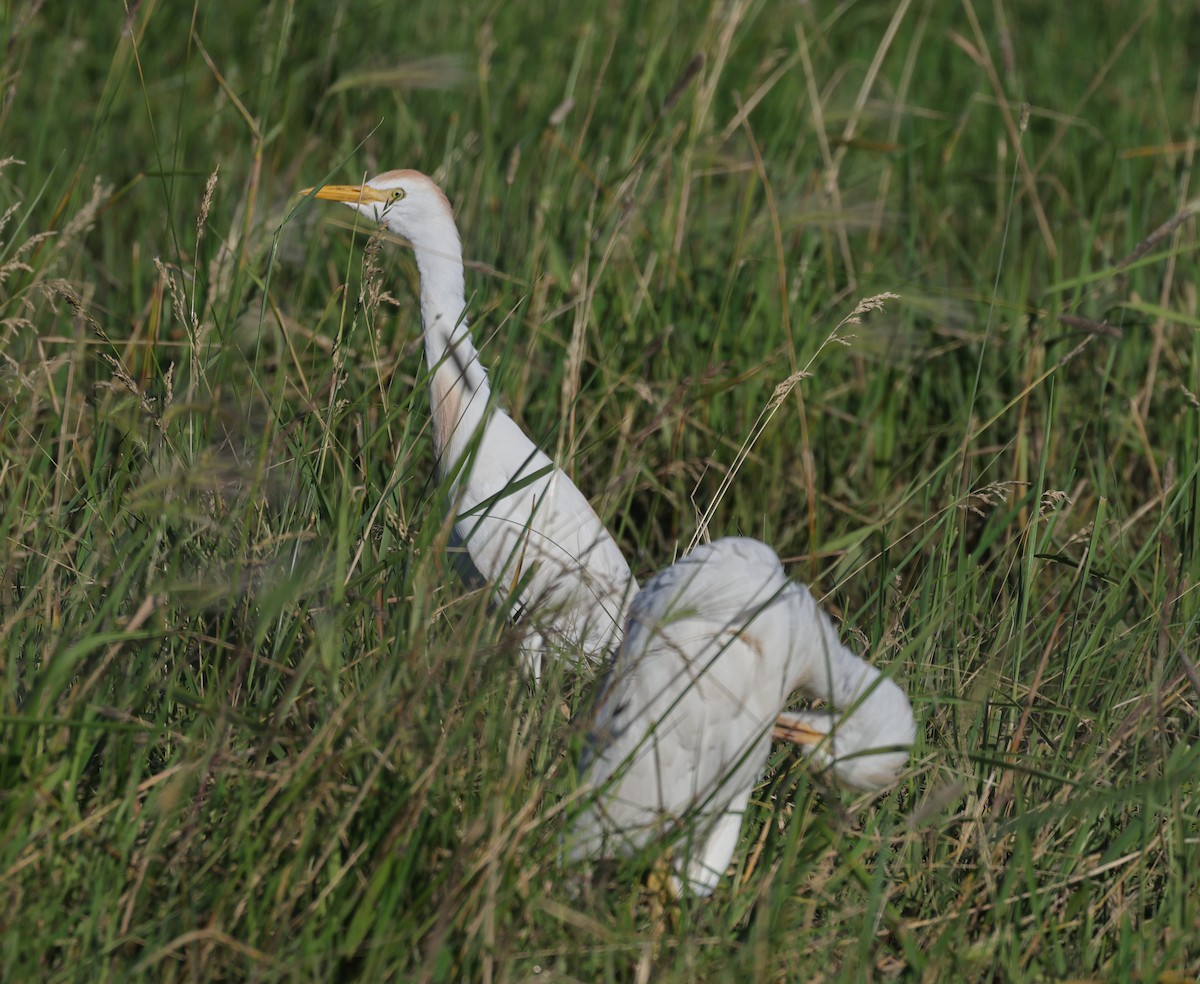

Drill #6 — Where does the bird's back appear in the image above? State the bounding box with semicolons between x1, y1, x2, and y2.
571;538;792;861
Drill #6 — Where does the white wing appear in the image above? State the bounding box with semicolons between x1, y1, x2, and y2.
571;537;914;893
571;538;793;894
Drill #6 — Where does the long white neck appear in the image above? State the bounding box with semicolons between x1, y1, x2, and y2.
784;584;875;708
783;582;914;788
410;217;493;475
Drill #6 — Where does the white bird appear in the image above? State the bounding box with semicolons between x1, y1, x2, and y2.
569;537;914;895
304;171;638;676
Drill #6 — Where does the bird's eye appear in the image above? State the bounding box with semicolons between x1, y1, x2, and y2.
388;189;405;204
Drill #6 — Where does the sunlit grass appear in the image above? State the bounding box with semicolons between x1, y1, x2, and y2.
2;1;1198;980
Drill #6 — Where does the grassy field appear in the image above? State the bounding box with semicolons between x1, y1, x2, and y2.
2;0;1198;979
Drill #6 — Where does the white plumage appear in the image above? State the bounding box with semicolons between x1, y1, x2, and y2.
570;537;914;894
305;171;638;676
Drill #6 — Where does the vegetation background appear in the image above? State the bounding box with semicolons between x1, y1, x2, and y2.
2;0;1197;980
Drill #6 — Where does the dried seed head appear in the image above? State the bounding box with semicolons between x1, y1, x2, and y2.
197;166;219;244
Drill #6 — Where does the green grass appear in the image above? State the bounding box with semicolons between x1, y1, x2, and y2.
2;0;1199;979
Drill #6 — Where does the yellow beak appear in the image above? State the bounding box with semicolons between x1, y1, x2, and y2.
300;184;390;205
772;716;826;747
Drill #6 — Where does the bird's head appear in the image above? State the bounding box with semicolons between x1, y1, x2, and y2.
302;169;458;246
775;674;915;792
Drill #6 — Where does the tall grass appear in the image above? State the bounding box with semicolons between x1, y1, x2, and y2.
2;1;1198;980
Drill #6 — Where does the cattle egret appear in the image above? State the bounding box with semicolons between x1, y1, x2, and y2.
303;171;638;676
570;537;914;895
